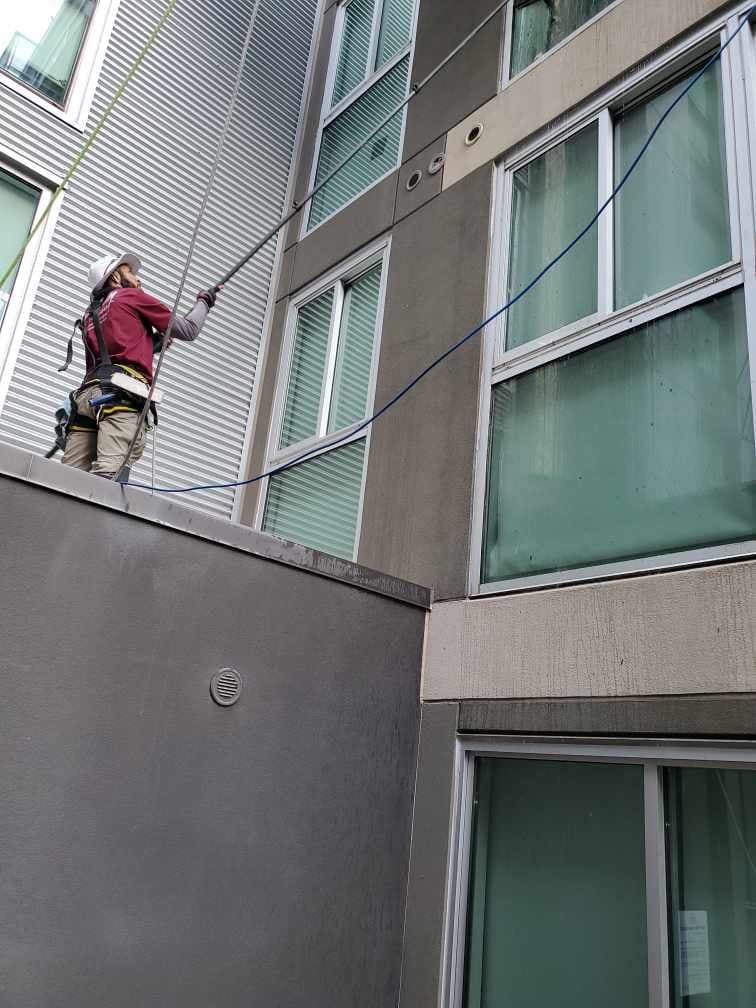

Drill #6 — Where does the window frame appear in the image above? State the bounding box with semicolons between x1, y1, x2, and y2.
302;0;418;236
0;153;63;414
442;735;756;1008
469;5;756;596
0;0;121;129
255;237;391;558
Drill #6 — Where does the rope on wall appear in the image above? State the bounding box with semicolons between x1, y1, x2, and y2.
113;0;266;480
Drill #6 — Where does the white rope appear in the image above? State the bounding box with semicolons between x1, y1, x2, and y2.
114;0;265;481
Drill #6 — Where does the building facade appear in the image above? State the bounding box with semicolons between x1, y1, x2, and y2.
3;0;756;1005
238;1;756;1006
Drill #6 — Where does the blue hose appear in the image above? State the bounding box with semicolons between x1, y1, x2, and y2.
127;5;756;494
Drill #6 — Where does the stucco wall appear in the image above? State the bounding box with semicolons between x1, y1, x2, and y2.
0;446;427;1008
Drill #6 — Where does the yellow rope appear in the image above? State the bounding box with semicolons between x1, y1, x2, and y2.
0;0;178;292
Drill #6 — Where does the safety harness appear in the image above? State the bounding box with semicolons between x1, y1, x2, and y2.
51;292;159;457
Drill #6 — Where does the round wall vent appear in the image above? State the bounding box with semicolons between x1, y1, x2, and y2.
406;169;422;191
464;123;483;146
210;668;242;706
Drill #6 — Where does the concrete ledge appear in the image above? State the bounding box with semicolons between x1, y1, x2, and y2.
424;560;756;699
0;443;431;610
459;694;756;737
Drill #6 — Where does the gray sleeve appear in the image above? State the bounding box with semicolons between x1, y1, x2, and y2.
170;298;209;342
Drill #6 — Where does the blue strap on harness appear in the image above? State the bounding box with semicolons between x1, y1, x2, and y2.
89;392;118;407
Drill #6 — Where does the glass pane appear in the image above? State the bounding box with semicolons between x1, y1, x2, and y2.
332;0;374;106
375;0;413;69
262;440;366;559
615;64;731;309
463;758;647;1008
279;290;334;449
506;122;598;350
0;0;94;106
665;767;756;1008
310;56;409;228
328;264;381;433
511;0;615;76
483;289;756;583
0;169;39;327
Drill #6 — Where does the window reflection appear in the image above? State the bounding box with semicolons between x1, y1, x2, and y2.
0;1;95;106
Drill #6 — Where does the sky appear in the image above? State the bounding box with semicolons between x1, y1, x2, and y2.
2;2;63;48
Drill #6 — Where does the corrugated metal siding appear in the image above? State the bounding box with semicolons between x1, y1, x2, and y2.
0;0;318;517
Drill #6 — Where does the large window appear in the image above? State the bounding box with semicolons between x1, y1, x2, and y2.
0;162;47;414
0;168;39;329
480;34;756;590
0;1;95;107
308;0;415;229
261;248;386;558
509;0;616;77
449;743;756;1008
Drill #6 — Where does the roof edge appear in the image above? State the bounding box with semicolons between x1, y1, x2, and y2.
0;444;432;610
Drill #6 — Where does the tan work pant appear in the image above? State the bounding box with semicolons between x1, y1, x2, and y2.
62;385;146;478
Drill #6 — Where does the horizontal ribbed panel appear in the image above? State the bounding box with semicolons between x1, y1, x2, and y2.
262;439;367;559
0;0;317;517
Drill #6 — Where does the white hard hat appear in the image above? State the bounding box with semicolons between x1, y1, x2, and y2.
88;252;141;293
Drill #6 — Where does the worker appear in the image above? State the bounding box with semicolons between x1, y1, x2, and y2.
60;252;218;480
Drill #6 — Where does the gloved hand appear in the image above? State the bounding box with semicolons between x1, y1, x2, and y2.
197;285;221;309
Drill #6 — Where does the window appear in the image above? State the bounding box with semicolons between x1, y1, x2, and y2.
480;38;756;590
449;743;756;1008
0;161;53;414
0;1;95;107
666;766;756;1006
463;758;647;1006
261;250;386;558
0;168;39;328
308;0;415;229
510;0;616;77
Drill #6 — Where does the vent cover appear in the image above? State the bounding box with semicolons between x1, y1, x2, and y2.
210;668;242;707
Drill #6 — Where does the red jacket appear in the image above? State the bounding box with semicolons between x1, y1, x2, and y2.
83;288;173;383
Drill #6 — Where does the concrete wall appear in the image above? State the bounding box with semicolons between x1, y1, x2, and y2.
0;445;427;1008
357;165;491;599
424;560;756;700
